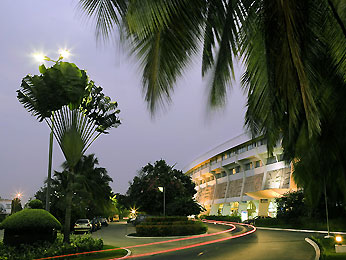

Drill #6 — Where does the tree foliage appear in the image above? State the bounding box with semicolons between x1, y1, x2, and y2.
125;159;204;216
77;0;346;203
35;154;115;223
17;60;120;242
27;199;44;209
11;198;22;215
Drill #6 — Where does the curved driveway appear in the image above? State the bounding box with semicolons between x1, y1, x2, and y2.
92;222;316;260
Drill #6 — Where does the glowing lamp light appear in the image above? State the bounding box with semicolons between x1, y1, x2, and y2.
158;187;164;192
131;209;136;214
33;52;46;64
58;49;70;59
335;235;343;243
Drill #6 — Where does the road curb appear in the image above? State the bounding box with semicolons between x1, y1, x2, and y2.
256;226;346;235
118;248;131;259
305;238;320;260
125;232;208;239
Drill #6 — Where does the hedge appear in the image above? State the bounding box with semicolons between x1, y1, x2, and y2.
144;216;187;222
202;215;241;222
0;209;61;245
136;220;207;236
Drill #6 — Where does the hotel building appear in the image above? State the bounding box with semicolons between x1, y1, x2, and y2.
184;132;296;221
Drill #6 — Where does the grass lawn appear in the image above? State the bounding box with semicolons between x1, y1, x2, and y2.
311;236;346;260
69;245;128;260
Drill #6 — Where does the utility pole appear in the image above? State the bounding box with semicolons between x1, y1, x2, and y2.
45;128;53;212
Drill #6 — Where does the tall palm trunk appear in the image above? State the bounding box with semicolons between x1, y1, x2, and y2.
63;172;74;243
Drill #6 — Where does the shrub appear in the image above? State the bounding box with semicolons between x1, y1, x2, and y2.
0;209;61;245
145;216;187;222
204;215;241;222
0;233;104;260
254;218;281;227
136;220;207;236
28;199;44;209
0;214;6;223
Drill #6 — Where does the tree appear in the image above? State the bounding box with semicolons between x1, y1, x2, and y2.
77;0;345;130
28;199;44;209
77;0;346;202
275;190;306;220
11;198;22;214
17;60;121;242
126;159;204;216
35;154;115;224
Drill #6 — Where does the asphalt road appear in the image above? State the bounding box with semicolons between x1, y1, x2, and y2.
91;222;316;260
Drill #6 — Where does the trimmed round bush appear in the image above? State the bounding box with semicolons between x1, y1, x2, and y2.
28;199;44;209
0;209;61;246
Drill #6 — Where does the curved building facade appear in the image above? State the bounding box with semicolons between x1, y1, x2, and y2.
184;132;296;221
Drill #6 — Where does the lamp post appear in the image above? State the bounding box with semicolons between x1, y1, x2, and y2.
158;186;165;216
324;176;331;238
32;49;70;212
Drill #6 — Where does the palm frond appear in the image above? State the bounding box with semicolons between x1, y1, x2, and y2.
77;0;127;41
207;0;244;108
127;1;205;112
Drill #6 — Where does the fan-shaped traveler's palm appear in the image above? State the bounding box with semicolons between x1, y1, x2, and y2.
17;61;120;242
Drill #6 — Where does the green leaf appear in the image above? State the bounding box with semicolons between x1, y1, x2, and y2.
39;64;47;74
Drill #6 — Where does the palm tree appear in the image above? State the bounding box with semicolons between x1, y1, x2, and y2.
53;154;115;220
17;61;121;242
77;0;345;137
77;0;346;200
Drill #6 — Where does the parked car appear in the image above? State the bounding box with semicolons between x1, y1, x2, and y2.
91;217;101;231
111;215;120;222
243;215;271;225
74;219;92;233
100;217;109;227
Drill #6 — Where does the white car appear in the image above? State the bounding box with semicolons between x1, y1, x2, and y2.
74;219;92;233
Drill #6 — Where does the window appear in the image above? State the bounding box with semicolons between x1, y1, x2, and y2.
247;142;256;150
266;156;277;165
221;172;227;177
237;166;241;173
238;146;247;154
245;163;251;170
255;160;262;168
257;138;267;146
217;204;224;215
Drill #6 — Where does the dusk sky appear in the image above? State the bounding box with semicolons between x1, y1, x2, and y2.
0;1;247;203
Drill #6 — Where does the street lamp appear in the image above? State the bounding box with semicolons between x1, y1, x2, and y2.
158;186;165;216
32;49;71;212
336;235;343;244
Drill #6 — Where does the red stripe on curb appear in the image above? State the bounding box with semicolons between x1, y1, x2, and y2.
114;222;256;259
34;221;239;260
